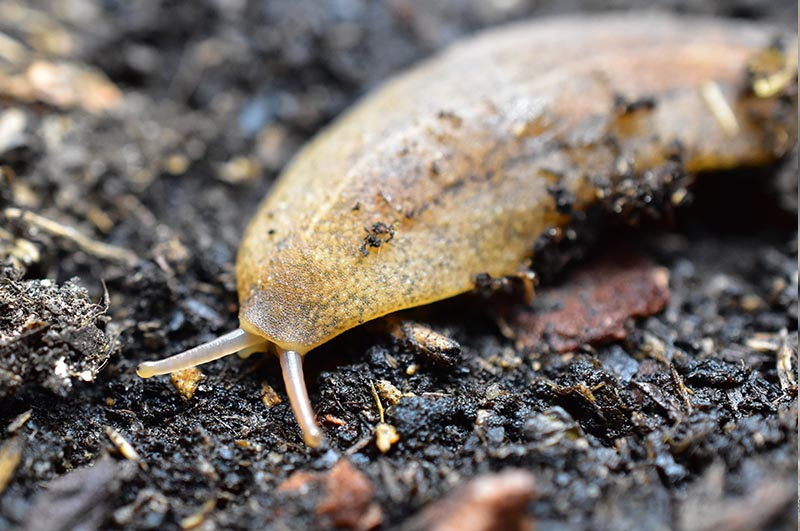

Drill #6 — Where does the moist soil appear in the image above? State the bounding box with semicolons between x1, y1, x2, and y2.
0;1;797;530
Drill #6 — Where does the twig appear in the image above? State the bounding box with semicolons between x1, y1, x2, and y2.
4;207;138;265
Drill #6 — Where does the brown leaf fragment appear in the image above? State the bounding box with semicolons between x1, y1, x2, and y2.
277;459;383;530
400;470;536;531
631;381;684;423
276;470;318;494
510;252;670;353
317;460;382;530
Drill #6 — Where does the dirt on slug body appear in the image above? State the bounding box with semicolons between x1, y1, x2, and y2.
0;1;797;531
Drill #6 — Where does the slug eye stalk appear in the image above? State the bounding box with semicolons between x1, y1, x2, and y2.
136;329;262;378
136;328;324;447
279;349;324;447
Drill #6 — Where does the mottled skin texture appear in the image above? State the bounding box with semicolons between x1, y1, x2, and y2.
237;14;796;354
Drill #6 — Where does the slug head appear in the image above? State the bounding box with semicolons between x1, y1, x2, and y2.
136;329;324;447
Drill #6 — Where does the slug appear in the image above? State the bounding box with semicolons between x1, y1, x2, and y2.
137;13;797;447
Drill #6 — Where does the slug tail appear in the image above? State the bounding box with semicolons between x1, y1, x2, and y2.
137;328;264;378
279;349;324;447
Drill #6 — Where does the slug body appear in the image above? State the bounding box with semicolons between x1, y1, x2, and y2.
138;14;797;446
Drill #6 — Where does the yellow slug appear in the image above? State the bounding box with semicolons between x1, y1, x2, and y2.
137;14;797;447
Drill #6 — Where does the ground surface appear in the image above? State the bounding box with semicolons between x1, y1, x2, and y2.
0;1;797;530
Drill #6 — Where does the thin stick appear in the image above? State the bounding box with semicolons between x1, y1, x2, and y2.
4;207;138;265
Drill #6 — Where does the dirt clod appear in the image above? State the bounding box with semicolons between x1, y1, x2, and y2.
0;266;115;401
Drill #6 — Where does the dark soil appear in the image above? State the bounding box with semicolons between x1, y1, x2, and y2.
0;1;797;530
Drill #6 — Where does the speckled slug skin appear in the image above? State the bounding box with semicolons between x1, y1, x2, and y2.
237;13;796;355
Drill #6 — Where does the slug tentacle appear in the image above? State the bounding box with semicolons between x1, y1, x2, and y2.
136;328;264;378
279;349;324;447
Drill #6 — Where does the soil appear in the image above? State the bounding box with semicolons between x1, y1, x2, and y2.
0;1;797;530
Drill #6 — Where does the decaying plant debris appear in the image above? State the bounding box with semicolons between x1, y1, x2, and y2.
0;266;115;401
0;1;797;530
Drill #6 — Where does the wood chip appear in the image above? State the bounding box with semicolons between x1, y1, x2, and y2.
375;379;407;406
375;423;400;453
170;367;204;400
0;59;121;112
400;321;461;367
180;499;216;530
0;107;27;155
104;426;141;462
700;81;739;136
0;437;22;494
260;382;283;407
217;156;260;184
7;409;31;433
776;332;796;392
